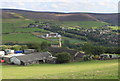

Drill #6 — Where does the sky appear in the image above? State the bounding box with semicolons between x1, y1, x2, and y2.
0;0;119;13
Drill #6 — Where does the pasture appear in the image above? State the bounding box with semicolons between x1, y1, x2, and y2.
2;19;34;33
2;33;50;44
62;21;109;28
108;26;120;30
2;59;118;79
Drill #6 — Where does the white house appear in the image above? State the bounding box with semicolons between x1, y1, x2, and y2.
0;51;5;56
42;33;61;38
100;54;119;59
5;49;14;54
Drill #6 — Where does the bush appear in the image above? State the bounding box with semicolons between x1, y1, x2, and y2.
12;45;21;51
27;43;41;52
83;55;91;61
21;45;28;50
55;52;71;63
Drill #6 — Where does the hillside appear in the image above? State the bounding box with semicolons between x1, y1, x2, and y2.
1;9;118;25
1;9;119;46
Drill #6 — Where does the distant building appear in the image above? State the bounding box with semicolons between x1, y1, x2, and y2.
42;33;61;38
10;52;57;65
2;54;25;63
100;54;119;59
0;51;5;56
28;24;39;28
5;49;14;55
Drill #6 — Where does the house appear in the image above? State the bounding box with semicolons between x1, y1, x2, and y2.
0;51;5;56
10;52;57;65
100;54;119;59
42;33;61;38
47;47;85;62
28;24;39;28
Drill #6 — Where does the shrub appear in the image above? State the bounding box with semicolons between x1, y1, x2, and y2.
12;45;21;51
83;55;91;61
55;52;71;63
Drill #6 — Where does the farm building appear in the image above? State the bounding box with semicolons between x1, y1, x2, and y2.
2;54;25;63
23;49;36;54
100;54;119;59
10;52;57;65
47;47;85;62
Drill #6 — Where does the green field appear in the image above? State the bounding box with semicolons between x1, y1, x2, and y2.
15;28;48;33
2;59;118;79
2;19;34;33
62;21;109;28
2;33;50;43
108;26;120;30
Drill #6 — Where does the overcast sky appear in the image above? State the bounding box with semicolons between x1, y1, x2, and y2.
0;0;119;13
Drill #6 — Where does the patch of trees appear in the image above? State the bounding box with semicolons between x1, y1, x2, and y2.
81;43;120;55
55;52;71;63
58;31;87;41
26;41;49;52
82;43;105;55
64;29;86;36
1;45;28;51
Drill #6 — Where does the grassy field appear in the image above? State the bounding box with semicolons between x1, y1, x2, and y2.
15;28;48;33
2;33;50;44
2;19;34;33
108;26;120;30
2;59;118;79
62;21;109;28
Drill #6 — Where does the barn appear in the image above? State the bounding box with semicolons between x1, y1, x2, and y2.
10;52;57;65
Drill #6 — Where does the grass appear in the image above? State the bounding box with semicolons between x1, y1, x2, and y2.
15;28;48;33
2;19;34;33
62;37;86;44
62;21;109;28
2;59;118;79
108;26;120;30
2;33;50;44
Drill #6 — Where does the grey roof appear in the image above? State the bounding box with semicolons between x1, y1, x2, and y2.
14;52;52;62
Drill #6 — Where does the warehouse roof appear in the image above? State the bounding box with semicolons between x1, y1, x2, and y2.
14;52;52;62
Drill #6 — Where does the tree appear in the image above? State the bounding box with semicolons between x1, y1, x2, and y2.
12;45;21;51
27;43;41;52
40;41;48;51
21;45;28;50
55;52;71;63
63;39;70;47
82;43;94;55
82;43;105;55
91;46;105;55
